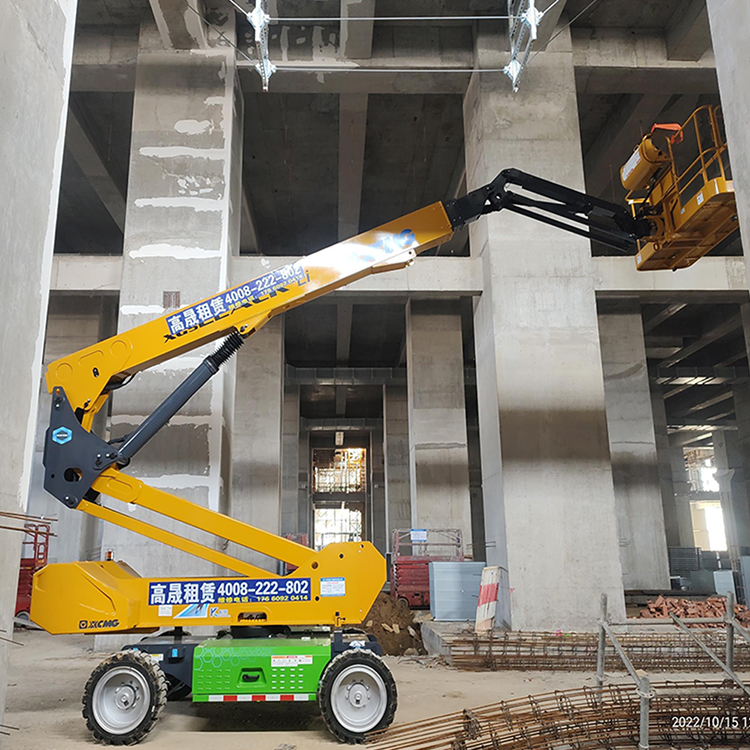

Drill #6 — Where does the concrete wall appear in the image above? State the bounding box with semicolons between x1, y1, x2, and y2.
406;300;473;548
598;305;670;589
0;0;77;727
465;24;625;630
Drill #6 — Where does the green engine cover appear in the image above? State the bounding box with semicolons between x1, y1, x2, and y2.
192;636;332;701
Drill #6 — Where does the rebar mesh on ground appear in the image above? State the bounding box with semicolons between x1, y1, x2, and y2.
367;681;750;750
447;630;750;671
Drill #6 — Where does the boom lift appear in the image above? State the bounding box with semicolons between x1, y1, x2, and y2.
31;106;735;746
621;104;736;270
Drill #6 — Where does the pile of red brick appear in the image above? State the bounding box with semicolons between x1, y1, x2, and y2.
639;595;750;627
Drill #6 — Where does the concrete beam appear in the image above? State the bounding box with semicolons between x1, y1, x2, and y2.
72;25;719;95
341;0;375;59
573;28;718;94
240;188;260;254
49;255;750;299
674;389;734;417
71;27;138;92
593;256;749;298
338;93;368;241
149;0;208;50
335;301;353;416
65;107;126;231
585;93;670;197
660;314;742;368
50;255;122;292
233;256;483;297
336;302;353;363
666;0;712;61
50;255;482;295
534;0;568;51
643;303;687;334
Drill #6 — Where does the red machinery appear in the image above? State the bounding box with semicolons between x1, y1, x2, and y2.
15;520;53;620
391;528;464;608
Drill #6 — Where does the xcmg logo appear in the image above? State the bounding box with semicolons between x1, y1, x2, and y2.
354;228;417;264
78;618;120;630
371;228;416;255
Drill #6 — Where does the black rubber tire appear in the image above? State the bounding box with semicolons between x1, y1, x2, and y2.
82;650;167;745
318;649;398;744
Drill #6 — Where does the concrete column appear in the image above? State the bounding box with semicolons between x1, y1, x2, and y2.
465;24;625;630
102;18;243;580
298;429;311;538
707;1;750;288
405;300;472;548
668;438;697;547
467;414;487;562
370;426;387;554
650;384;684;547
598;304;670;589
230;318;284;571
713;430;750;562
383;385;411;549
0;0;77;725
280;383;301;537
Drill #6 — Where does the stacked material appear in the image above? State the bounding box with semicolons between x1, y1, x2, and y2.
639;595;750;626
366;681;750;750
446;630;750;671
363;594;425;655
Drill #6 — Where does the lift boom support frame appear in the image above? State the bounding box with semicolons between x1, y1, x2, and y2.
33;169;647;636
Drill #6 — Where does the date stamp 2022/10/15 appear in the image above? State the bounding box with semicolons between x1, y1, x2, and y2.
672;715;750;731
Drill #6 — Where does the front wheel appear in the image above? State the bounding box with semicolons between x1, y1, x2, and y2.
318;649;397;743
82;650;167;745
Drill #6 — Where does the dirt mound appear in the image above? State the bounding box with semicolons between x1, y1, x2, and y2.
362;593;425;655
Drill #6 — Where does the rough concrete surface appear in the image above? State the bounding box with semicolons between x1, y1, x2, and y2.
5;630;712;750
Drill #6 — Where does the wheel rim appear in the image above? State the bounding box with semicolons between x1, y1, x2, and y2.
330;663;388;733
92;666;150;735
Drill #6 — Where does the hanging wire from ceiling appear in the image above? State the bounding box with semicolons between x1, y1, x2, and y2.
225;0;513;22
193;0;601;92
528;0;603;64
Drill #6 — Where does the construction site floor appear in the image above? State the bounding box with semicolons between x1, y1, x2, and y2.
7;630;748;750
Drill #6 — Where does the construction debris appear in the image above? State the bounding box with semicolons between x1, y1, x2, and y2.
366;681;750;750
363;594;425;656
445;629;750;672
639;595;750;626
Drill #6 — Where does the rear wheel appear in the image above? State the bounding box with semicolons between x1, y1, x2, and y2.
318;649;397;743
82;650;167;745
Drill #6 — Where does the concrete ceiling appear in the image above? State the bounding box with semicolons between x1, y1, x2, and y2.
640;301;747;437
77;0;150;25
285;300;406;368
76;0;694;29
566;0;685;28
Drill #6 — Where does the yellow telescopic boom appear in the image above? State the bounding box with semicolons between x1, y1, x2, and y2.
33;202;455;635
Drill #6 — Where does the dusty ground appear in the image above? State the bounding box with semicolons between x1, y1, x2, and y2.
5;630;742;750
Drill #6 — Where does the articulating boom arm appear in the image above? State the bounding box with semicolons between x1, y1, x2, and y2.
42;200;458;587
443;168;653;253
